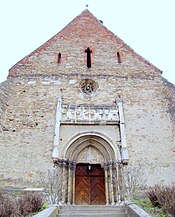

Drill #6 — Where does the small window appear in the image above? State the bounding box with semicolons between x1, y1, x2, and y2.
117;52;122;64
58;53;61;64
85;47;92;68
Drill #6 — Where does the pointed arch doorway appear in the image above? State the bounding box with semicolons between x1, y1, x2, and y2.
75;163;106;205
62;133;120;205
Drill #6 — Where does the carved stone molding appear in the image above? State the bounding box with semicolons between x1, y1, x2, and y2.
53;158;76;170
62;104;119;124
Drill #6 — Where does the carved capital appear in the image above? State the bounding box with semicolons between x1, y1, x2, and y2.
67;161;76;170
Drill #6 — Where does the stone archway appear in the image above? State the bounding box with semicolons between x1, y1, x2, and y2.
56;133;122;205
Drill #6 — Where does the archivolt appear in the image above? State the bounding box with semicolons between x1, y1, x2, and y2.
63;132;118;163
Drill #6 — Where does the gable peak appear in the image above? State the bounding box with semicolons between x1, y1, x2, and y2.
9;9;162;77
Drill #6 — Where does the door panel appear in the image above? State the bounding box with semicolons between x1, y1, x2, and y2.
91;176;106;205
90;165;104;176
76;164;89;176
75;176;90;205
75;164;106;205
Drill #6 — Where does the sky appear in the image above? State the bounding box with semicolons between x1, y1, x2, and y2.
0;0;175;84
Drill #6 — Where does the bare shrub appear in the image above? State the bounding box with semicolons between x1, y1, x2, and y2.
0;191;43;217
40;167;63;204
0;191;20;217
146;185;161;207
123;164;147;199
147;184;175;216
18;192;44;216
112;163;147;201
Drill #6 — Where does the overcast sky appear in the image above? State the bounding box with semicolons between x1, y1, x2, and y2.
0;0;175;84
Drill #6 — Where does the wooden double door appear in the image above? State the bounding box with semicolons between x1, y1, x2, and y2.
75;164;106;205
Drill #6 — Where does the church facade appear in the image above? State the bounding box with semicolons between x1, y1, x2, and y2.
0;10;175;205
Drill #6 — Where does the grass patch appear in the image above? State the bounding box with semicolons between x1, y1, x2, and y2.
133;199;166;217
39;203;49;211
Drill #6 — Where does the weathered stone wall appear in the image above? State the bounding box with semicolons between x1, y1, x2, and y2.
0;77;56;187
0;10;174;188
0;80;12;132
0;73;174;187
162;78;175;139
123;76;175;185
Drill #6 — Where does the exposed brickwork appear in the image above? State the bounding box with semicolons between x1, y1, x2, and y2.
9;10;161;78
0;10;174;187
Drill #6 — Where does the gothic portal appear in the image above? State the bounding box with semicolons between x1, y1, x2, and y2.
52;99;128;204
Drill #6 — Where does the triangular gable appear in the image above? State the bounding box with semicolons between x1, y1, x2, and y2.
9;9;162;77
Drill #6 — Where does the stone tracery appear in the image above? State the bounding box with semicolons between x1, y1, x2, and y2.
79;79;98;95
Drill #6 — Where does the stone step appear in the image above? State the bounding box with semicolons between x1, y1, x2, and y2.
58;214;127;217
59;209;124;214
58;205;127;217
59;205;124;210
